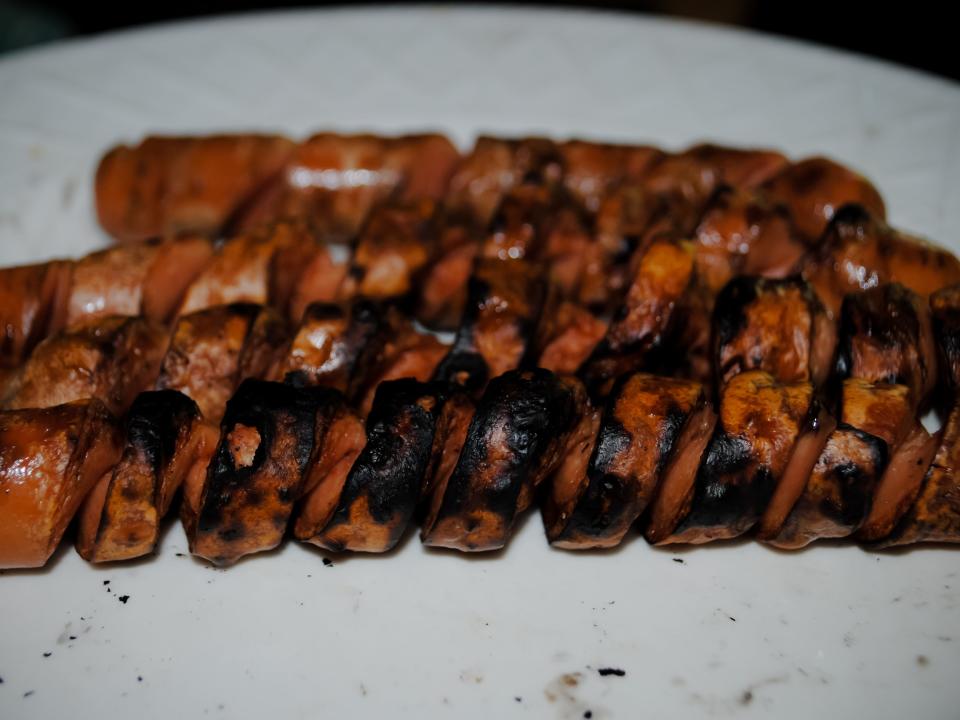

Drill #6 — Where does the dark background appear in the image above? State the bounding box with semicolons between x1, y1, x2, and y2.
1;1;956;82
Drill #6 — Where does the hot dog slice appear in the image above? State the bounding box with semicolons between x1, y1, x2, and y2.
4;315;168;415
76;390;203;562
0;400;122;568
183;380;319;565
421;369;577;551
544;373;710;549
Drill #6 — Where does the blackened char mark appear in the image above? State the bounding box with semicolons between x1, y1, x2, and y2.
559;416;634;541
559;403;687;545
771;421;887;549
832;426;888;528
197;379;317;539
427;368;577;550
672;431;775;537
318;379;445;551
835;283;934;409
712;276;759;352
931;284;960;393
125;390;202;475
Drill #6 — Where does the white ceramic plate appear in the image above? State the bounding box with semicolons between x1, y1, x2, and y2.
1;7;959;719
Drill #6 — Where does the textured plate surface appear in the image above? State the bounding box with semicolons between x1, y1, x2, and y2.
1;7;959;719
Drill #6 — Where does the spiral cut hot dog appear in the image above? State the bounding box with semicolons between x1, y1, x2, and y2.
2;131;960;568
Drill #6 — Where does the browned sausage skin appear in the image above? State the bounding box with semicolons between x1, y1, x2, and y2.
432;258;547;393
755;401;836;540
156;304;287;424
802;205;960;316
537;302;609;376
0;400;122;568
183;379;322;566
355;311;448;417
711;275;836;390
0;260;72;369
878;395;960;547
544;373;712;549
559;140;660;214
769;380;911;548
273;300;386;400
239;133;460;241
445;137;564;228
872;287;960;546
177;220;318;319
343;199;438;301
422;369;578;551
76;390;203;562
301;380;448;553
416;210;481;330
579;234;702;397
835;283;937;412
96;134;295;243
857;423;939;542
4;315;169;415
292;390;367;545
66;237;213;328
655;371;813;544
762;157;886;243
693;187;804;295
930;283;960;393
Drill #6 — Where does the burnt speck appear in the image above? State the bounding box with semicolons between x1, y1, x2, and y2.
673;558;685;564
118;595;130;604
917;655;930;667
741;690;754;705
42;652;51;658
514;696;522;702
103;580;110;586
598;667;625;677
175;553;186;558
24;691;34;698
584;712;593;719
138;676;143;682
728;616;737;622
322;558;334;567
69;636;77;641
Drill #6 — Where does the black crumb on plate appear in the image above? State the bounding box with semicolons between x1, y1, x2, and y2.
322;558;334;567
138;676;143;682
118;595;130;604
514;696;522;703
42;652;51;658
23;691;34;698
598;667;626;677
584;711;593;718
673;558;685;564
